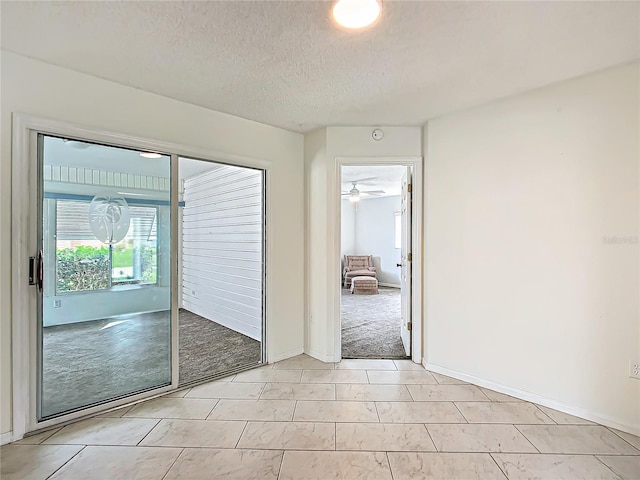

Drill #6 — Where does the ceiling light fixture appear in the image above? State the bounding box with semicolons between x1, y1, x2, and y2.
348;194;360;203
332;0;381;29
62;139;91;150
139;152;162;159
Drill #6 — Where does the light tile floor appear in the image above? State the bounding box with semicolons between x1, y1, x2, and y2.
2;355;639;480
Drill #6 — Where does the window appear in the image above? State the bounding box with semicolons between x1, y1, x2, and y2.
55;199;158;293
394;212;401;249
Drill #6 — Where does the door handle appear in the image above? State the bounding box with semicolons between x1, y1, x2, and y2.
396;263;402;267
37;250;43;292
29;256;36;285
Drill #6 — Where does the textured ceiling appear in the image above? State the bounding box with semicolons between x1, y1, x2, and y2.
342;165;405;197
2;1;639;133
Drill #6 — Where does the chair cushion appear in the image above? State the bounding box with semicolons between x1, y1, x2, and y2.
344;255;373;270
351;276;378;285
351;276;378;294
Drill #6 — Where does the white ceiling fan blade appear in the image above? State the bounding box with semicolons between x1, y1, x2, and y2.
347;177;377;184
361;190;385;195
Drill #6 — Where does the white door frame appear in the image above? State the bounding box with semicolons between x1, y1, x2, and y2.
334;156;423;363
10;113;272;441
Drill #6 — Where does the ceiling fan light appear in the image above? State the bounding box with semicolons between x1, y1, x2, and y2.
332;0;381;29
349;195;360;203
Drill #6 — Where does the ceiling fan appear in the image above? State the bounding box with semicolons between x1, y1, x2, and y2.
341;180;385;202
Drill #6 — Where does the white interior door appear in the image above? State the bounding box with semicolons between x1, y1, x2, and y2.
400;167;412;356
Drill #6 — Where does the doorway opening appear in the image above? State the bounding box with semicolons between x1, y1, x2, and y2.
340;165;412;359
178;157;264;385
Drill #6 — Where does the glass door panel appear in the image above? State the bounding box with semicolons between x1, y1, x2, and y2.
38;135;172;420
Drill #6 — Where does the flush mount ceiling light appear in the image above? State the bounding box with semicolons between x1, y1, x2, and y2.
139;152;162;159
332;0;381;29
62;139;91;150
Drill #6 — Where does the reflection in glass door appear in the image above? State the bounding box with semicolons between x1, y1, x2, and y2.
38;135;172;419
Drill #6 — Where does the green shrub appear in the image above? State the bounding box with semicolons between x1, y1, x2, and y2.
56;246;109;292
56;244;157;292
140;246;157;283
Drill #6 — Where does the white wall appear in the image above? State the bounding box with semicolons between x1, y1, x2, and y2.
1;52;304;437
305;127;422;360
181;165;263;341
304;128;331;360
425;63;640;433
341;199;356;258
354;196;401;286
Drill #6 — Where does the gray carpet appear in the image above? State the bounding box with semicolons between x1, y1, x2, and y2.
341;287;408;359
178;309;261;385
41;309;261;418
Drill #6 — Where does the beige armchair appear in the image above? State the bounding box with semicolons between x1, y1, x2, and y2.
343;255;377;288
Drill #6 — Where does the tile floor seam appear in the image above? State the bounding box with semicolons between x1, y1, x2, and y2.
258;382;267;400
99;445;634;455
423;424;439;452
135;419;162;446
593;453;627;479
234;421;249;449
451;401;470;423
44;444;87;480
513;424;542;453
334;422;337;451
385;451;396;480
160;447;186;480
532;404;558;424
204;398;220;418
276;450;286;480
606;426;640;452
405;384;417;402
477;387;493;402
488;452;510;480
205;399;222;420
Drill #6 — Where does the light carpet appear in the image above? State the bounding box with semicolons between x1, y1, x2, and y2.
341;286;408;359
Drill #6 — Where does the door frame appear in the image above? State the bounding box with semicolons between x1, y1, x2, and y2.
334;156;423;363
11;113;272;440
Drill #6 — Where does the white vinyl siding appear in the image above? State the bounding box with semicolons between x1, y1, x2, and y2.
181;164;264;341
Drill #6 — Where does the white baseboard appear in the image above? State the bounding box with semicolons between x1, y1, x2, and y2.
305;350;337;363
1;431;14;445
424;362;640;437
268;347;304;364
379;283;400;288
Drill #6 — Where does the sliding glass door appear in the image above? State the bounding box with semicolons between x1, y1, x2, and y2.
38;135;172;419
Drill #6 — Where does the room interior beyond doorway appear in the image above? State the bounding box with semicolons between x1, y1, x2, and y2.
340;165;410;360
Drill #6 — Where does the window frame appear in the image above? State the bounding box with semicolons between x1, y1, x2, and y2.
394;211;402;249
53;198;160;295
